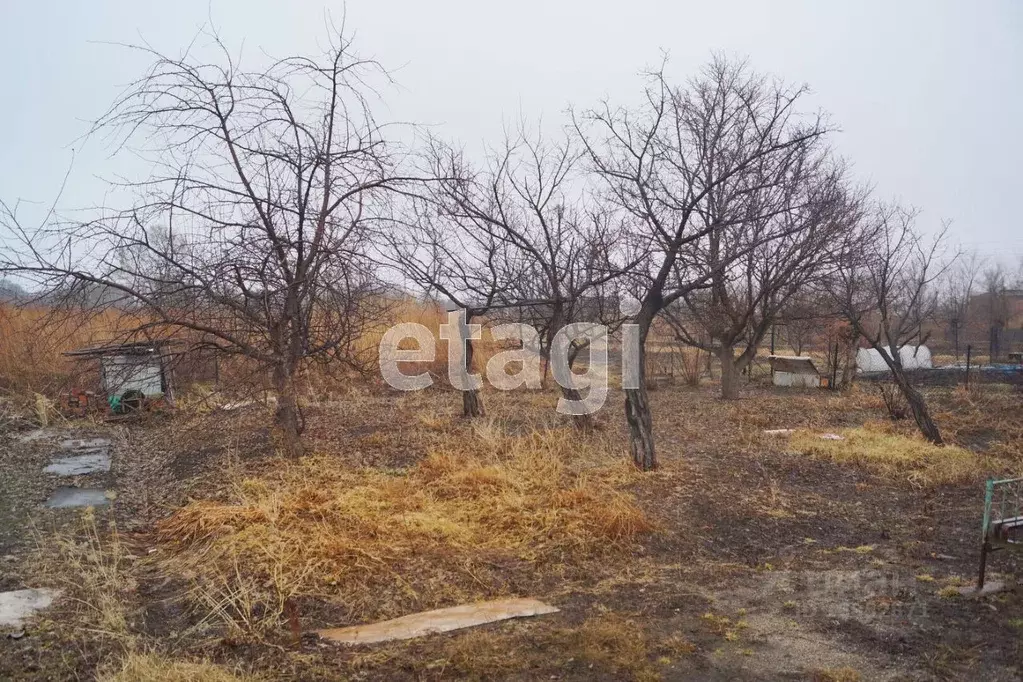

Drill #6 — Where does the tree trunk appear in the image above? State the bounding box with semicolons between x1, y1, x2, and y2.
273;364;304;458
624;334;656;470
840;338;857;390
539;351;551;390
718;343;740;399
625;385;655;470
463;388;485;418
893;369;943;444
462;334;485;418
563;345;593;430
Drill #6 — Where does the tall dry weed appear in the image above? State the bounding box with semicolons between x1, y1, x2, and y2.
156;424;650;629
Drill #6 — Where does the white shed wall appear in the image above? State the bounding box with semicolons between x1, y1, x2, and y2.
773;371;821;388
100;356;164;397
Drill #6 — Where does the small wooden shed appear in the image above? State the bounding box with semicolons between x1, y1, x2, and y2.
64;340;177;408
768;355;821;388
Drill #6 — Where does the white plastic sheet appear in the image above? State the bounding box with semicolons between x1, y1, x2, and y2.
856;346;932;373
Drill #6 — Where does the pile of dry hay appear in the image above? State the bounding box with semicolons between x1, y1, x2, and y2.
790;422;987;487
156;426;651;624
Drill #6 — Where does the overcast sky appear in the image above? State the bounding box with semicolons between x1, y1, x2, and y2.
1;0;1020;264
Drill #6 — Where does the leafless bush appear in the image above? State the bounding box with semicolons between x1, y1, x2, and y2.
877;381;910;420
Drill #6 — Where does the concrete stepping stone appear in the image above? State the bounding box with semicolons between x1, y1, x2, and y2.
0;588;59;629
43;452;111;476
44;487;110;508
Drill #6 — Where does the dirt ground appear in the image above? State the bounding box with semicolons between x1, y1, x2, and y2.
1;380;1021;681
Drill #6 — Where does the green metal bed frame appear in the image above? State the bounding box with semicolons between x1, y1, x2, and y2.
978;477;1023;589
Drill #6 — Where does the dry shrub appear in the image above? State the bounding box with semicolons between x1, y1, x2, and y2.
33;508;138;642
156;426;651;629
933;386;1023;461
790;423;985;486
99;651;255;682
676;347;704;387
355;299;509;384
876;381;910;420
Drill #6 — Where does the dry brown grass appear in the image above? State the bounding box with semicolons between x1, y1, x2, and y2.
790;422;986;486
433;612;661;680
0;305;132;394
812;667;862;682
29;508;138;643
933;386;1023;462
0;299;510;411
155;424;651;631
567;612;659;680
336;610;669;680
99;651;256;682
0;305;148;425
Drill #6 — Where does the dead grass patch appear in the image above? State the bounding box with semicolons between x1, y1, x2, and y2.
156;425;651;630
812;667;861;682
30;509;138;643
933;387;1023;461
99;651;255;682
789;423;985;486
336;612;665;680
567;613;659;680
740;479;795;518
425;629;536;679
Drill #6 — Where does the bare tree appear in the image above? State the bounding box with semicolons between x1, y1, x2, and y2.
778;291;830;356
662;153;852;399
0;27;413;456
940;250;982;361
981;264;1010;361
387;128;625;423
575;56;831;468
385;137;520;417
831;204;949;444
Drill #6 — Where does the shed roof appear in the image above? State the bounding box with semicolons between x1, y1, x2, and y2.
63;339;179;359
768;355;820;375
